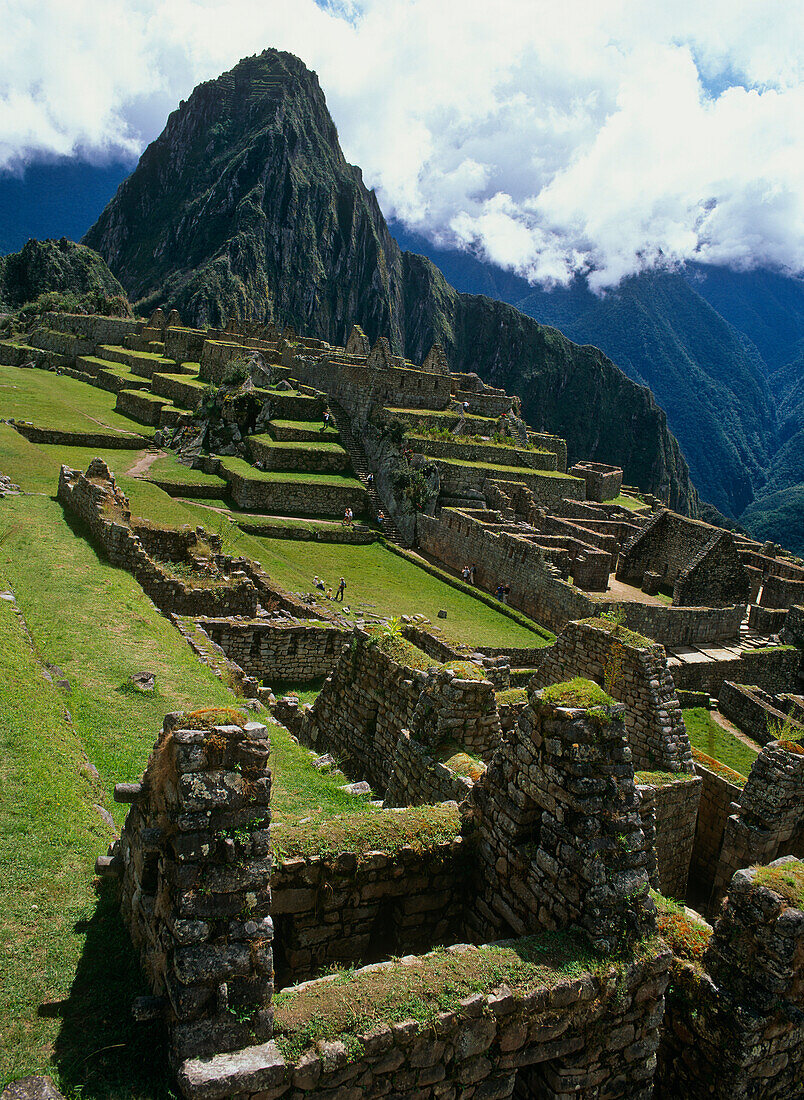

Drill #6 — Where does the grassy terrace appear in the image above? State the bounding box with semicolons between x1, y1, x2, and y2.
240;537;548;647
683;707;760;778
270;418;337;433
0;364;151;436
434;454;578;479
250;436;347;454
273;932;663;1063
610;493;649;511
147;453;227;489
219;456;362;488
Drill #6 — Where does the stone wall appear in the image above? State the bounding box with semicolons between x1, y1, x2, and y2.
115;387;169;425
718;680;804;745
617;511;750;608
12;422;145;448
670;645;801;698
197;619;350;685
658;859;804;1100
178;940;671;1100
417;509;746;646
710;741;804;909
531;619;694;773
247;438;351;474
57;461;259;618
298;634;501;799
383;732;474;808
112;711;275;1064
290;354;453;414
569;461;623;502
760;573;804;609
464;689;657;952
636;774;701;899
410;435;558;471
688;758;743;899
219;466;367;519
270;833;465;987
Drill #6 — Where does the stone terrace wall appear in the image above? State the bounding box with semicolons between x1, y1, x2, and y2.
299;636;424;795
111;712;274;1064
464;691;656;952
657;859;804;1100
291;354;453;415
299;635;502;799
197;619;350;684
760;572;804;610
270;833;465;988
383;733;474;808
617;511;750;608
178;940;671;1100
569;461;623;502
220;466;367;519
637;775;701;899
418;510;745;646
719;680;804;745
58;461;259;618
670;645;801;698
688;758;743;899
710;741;804;909
531;619;694;773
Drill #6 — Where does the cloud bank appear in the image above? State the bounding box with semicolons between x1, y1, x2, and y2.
2;0;803;287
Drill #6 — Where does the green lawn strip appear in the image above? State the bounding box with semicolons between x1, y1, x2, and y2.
388;544;554;643
273;931;662;1063
219;457;363;488
385;406;496;429
272;803;459;862
240;538;548;647
683;708;760;778
406;430;549;455
270;419;336;433
152;372;207;389
610;494;650;511
0;364;150;436
434;455;578;479
267;677;326;707
250;434;346;454
0;496;364;826
147;454;226;488
0;598;169;1098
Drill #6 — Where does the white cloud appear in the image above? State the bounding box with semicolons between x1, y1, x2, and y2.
2;0;804;285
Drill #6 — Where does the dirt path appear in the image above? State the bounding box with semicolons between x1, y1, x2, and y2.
710;709;762;754
125;449;162;477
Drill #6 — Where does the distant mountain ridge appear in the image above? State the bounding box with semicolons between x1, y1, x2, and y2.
83;49;698;515
0;237;126;312
390;223;804;551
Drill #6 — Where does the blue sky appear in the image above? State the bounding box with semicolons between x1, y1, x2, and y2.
2;0;803;286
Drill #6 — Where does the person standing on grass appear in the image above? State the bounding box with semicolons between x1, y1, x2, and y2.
462;564;471;582
335;576;346;601
321;409;332;432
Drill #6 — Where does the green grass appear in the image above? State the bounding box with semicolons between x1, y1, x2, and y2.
273;932;663;1063
270;419;338;433
496;687;528;705
0;496;375;825
752;862;804;908
272;803;460;861
219;456;363;488
610;494;649;511
683;708;759;778
240;537;548;648
653;892;711;961
250;435;346;454
0;596;168;1098
147;454;226;489
434;455;578;479
540;677;615;709
0;364;150;436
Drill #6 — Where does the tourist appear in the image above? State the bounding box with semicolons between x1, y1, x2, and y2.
503;584;511;604
335;577;346;601
313;575;326;592
470;563;477;585
321;409;332;432
377;509;386;523
366;472;374;488
342;507;353;525
463;400;470;413
495;583;505;601
461;564;471;582
326;586;334;599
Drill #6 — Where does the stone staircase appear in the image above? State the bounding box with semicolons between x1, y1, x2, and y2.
329;400;405;545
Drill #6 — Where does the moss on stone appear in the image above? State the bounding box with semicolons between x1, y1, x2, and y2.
652;891;711;962
583;616;654;650
752;862;804;909
540;677;615;710
441;659;487;681
496;687;528;705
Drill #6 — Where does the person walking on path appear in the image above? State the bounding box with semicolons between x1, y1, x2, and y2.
335;577;346;601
